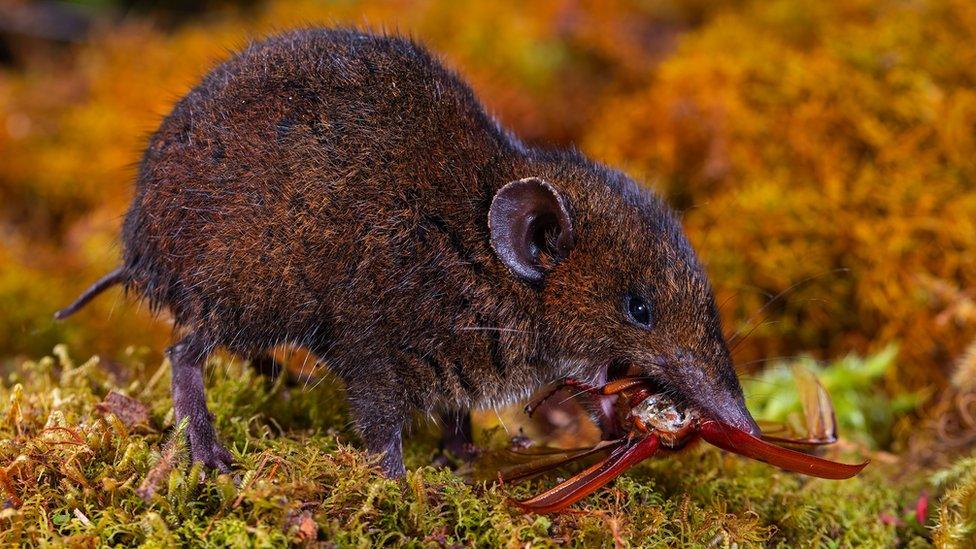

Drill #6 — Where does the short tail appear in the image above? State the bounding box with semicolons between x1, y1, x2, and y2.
54;267;126;320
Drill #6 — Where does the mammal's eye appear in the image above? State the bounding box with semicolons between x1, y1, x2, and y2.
625;294;653;329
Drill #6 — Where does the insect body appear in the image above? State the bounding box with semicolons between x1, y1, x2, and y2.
508;376;869;514
627;393;694;447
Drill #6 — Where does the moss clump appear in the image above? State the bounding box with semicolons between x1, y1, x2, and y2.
0;346;958;547
586;0;976;394
743;346;922;450
931;456;976;546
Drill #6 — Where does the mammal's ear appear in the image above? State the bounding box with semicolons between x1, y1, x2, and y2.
488;177;574;283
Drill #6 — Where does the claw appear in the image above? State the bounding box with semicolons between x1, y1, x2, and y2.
512;435;660;514
211;444;235;473
192;443;234;473
188;430;234;473
699;420;868;479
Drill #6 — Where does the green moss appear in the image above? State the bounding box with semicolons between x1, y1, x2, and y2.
0;347;951;546
742;345;922;450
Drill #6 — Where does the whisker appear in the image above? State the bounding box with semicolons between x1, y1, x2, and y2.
554;389;593;407
730;320;781;354
717;291;739;314
458;326;539;334
494;409;512;437
301;349;314;392
728;268;850;347
720;283;776;301
734;355;800;369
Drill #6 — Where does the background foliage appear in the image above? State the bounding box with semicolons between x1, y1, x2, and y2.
2;0;975;397
0;0;975;545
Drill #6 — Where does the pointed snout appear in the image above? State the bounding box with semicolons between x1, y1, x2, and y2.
643;351;762;437
700;395;762;438
669;365;762;437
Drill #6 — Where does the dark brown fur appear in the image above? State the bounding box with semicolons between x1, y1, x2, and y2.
59;28;758;476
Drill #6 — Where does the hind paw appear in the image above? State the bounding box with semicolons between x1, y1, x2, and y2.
188;429;234;473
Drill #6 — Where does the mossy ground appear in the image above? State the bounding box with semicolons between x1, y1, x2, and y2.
1;347;970;547
1;0;974;546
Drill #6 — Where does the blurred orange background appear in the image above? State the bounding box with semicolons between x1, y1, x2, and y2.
1;0;974;449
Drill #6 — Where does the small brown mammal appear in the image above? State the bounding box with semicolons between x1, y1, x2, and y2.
57;28;759;477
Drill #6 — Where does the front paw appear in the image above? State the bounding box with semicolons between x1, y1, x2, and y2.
187;428;234;473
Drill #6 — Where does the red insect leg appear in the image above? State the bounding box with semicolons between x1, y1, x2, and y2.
512;435;660;514
699;420;868;480
524;378;647;417
598;378;651;396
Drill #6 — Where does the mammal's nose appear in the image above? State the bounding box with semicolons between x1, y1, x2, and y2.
711;399;762;437
694;389;762;437
738;413;763;438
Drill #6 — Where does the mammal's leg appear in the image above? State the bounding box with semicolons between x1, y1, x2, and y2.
169;333;233;472
344;372;408;478
435;410;479;465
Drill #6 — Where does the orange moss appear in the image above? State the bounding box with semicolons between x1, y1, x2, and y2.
586;0;976;396
0;0;973;426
